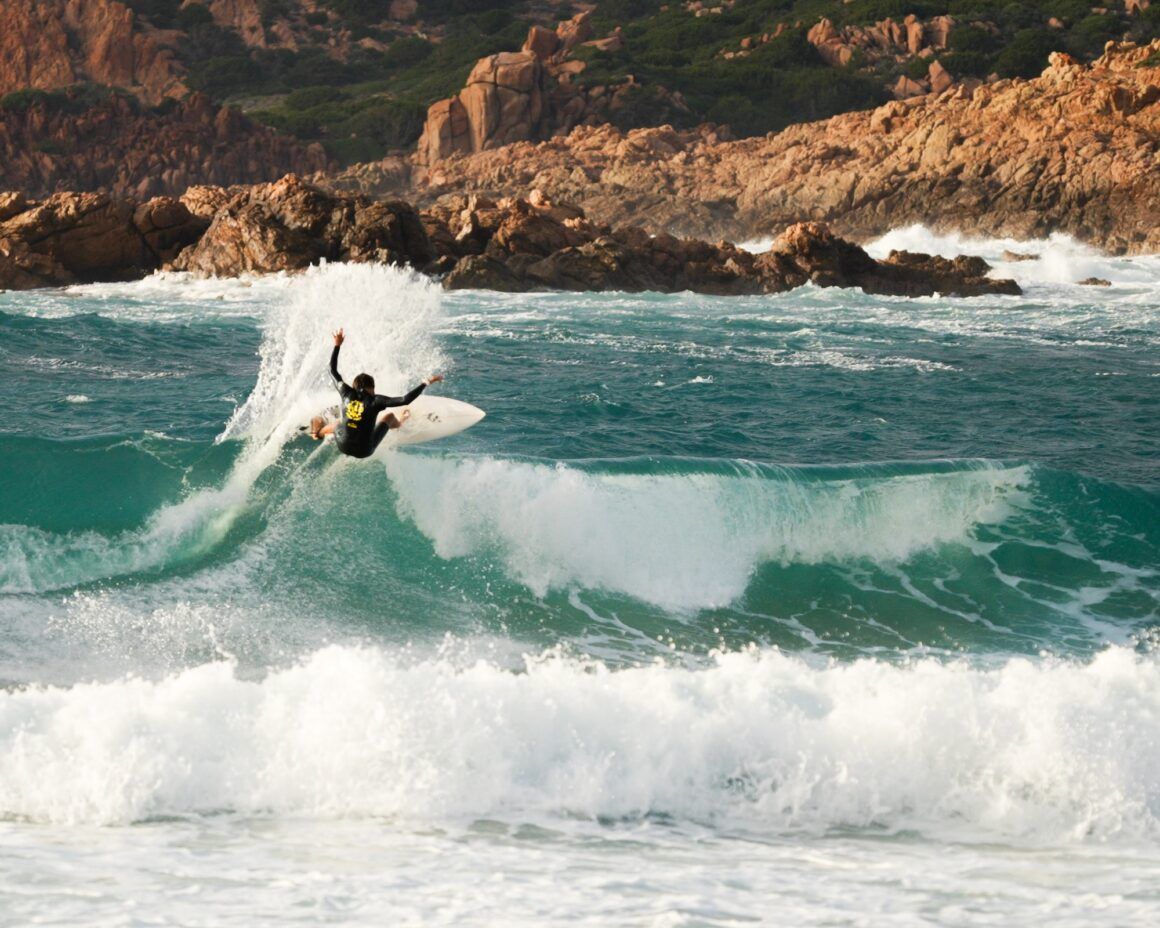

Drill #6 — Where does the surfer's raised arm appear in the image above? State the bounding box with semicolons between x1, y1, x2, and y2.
329;328;347;391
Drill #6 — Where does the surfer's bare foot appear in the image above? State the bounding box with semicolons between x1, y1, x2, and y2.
309;416;325;440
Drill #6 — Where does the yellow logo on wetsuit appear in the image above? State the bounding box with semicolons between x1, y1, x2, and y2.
345;399;365;428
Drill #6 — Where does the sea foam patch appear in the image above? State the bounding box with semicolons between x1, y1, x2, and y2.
1;643;1156;841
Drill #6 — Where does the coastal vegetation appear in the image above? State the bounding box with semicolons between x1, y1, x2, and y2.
8;1;1160;164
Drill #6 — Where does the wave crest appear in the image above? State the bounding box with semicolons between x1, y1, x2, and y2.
386;457;1028;610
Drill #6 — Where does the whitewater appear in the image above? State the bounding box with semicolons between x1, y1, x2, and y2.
0;229;1157;926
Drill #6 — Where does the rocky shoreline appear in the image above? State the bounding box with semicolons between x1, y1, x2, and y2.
1;174;1019;299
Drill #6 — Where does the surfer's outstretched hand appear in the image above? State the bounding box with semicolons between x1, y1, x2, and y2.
332;328;344;346
426;374;443;385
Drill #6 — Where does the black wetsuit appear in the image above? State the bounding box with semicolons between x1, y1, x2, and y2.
329;345;426;458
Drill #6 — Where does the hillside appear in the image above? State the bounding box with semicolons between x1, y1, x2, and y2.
2;0;1158;174
369;39;1160;254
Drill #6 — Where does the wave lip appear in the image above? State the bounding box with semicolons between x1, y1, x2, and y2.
386;456;1028;610
1;644;1156;842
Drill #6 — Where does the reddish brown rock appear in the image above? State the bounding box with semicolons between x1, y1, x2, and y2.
414;8;633;167
556;11;594;53
807;13;955;80
443;208;1019;298
0;193;32;223
0;0;185;105
892;75;929;99
0;190;202;288
417;51;547;165
392;40;1160;256
524;25;560;61
207;0;267;49
133;196;210;264
928;60;954;94
169;175;434;276
179;186;235;221
0;91;331;200
1;178;1019;299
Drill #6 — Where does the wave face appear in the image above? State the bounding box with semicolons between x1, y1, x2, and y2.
1;438;1153;667
1;252;1159;923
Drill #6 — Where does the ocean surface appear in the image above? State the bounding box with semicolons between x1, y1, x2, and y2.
0;227;1157;926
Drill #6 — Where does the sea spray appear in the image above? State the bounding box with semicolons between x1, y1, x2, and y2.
221;262;446;445
1;643;1157;841
864;224;1160;290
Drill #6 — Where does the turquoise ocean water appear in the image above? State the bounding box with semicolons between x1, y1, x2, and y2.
0;227;1157;925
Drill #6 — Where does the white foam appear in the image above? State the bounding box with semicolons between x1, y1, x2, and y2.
0;272;289;322
865;224;1160;289
737;236;775;253
1;644;1156;843
384;457;1027;610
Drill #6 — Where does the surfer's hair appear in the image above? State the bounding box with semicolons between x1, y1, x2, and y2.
352;373;375;393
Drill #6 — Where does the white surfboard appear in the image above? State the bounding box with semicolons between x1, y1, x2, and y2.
300;394;485;448
385;394;486;447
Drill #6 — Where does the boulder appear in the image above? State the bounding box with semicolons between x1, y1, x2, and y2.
439;209;1017;298
763;223;1020;298
180;185;234;220
0;193;32;223
893;75;929;98
523;25;559;61
169;174;434;277
442;253;530;291
556;11;594;53
417;52;546;164
132;196;208;264
928;60;954;94
878;250;1021;297
0;189;203;288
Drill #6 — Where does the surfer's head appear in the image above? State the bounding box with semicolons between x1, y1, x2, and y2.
352;373;375;393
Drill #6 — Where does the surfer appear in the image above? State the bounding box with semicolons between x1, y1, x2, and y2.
310;328;443;458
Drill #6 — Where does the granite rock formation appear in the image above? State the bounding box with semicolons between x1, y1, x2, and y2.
433;199;1019;297
168;175;435;276
0;0;186;105
415;12;658;168
0;91;331;200
396;41;1160;255
0;190;205;289
807;14;955;67
1;176;1020;298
